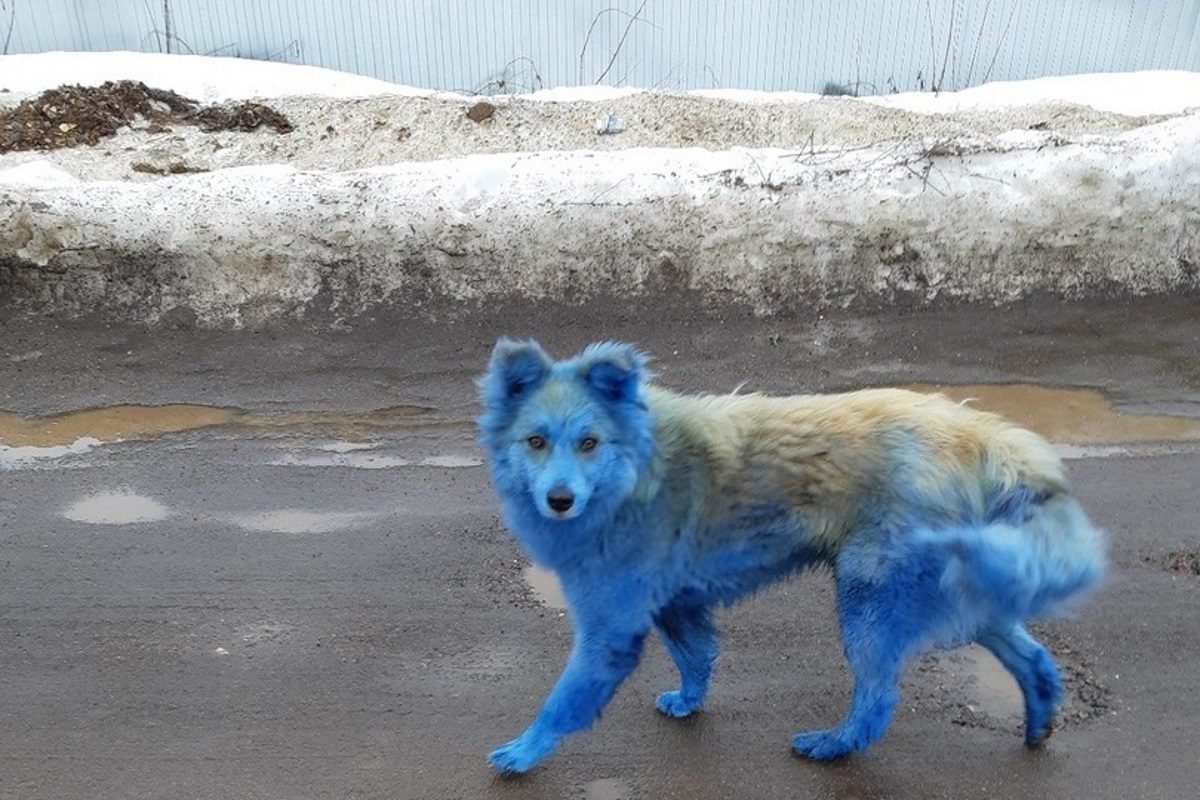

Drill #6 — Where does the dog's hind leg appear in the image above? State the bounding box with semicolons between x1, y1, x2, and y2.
977;622;1062;746
792;536;953;761
489;626;647;774
653;599;718;718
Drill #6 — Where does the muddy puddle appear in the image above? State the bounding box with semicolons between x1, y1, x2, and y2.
0;403;453;448
901;384;1200;445
929;645;1024;720
4;384;1196;451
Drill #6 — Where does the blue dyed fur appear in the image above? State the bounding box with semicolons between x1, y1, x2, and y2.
477;339;1106;773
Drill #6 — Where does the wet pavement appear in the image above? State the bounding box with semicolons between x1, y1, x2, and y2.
2;294;1199;800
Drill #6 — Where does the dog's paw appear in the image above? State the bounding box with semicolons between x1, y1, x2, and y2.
488;734;550;775
1024;686;1061;747
656;690;702;718
791;729;855;761
1024;715;1055;748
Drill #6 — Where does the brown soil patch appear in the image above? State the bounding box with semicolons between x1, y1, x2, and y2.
1165;551;1200;575
0;81;293;153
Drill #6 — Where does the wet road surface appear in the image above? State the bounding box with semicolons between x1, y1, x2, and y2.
2;295;1198;799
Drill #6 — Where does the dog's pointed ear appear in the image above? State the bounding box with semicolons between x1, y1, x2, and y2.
480;338;551;407
577;341;649;404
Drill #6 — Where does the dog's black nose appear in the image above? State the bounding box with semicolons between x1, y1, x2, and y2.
547;489;574;513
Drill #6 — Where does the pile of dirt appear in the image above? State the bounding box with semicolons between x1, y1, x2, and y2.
0;81;292;153
1165;551;1200;575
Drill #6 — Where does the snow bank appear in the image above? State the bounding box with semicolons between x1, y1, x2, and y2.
2;53;1199;324
5;52;1199;115
0;51;425;103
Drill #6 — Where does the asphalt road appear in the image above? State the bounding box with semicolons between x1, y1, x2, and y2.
2;295;1198;800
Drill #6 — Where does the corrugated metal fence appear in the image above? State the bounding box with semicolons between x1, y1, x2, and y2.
4;1;1199;94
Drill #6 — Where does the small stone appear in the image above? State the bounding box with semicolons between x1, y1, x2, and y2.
466;101;496;123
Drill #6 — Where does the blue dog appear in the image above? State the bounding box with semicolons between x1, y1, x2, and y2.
478;339;1105;773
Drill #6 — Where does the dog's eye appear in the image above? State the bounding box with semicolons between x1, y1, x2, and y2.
579;437;598;453
526;435;546;450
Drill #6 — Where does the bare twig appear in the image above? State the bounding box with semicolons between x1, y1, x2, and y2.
594;0;650;85
982;1;1020;84
203;41;240;57
925;2;938;90
1;0;16;56
472;56;544;96
266;39;301;62
936;0;956;92
964;0;992;87
578;3;662;84
168;33;197;54
162;0;172;53
652;58;686;89
745;154;784;191
615;59;640;88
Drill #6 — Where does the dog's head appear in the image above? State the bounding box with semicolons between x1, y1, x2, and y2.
478;339;655;523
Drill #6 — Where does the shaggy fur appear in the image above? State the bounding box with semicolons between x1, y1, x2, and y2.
477;339;1106;773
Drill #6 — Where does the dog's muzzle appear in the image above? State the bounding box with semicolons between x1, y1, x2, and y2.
546;488;575;514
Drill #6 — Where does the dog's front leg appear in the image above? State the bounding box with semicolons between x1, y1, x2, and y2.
490;627;647;774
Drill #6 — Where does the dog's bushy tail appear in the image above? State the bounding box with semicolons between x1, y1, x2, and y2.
939;493;1107;622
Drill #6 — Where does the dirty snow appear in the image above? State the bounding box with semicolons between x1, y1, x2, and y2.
2;52;1198;323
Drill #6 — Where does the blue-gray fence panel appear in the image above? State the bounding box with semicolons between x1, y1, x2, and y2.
4;1;1199;94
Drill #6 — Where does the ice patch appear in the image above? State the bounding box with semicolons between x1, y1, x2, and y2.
270;453;411;469
64;491;170;524
318;441;381;453
270;452;481;469
226;509;378;534
1;437;102;470
419;454;483;468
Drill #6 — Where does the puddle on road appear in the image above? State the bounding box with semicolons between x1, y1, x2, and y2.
225;509;380;534
583;777;634;800
0;405;237;448
6;385;1195;451
957;644;1024;718
63;491;171;525
902;384;1200;445
925;644;1024;721
524;565;567;610
0;403;451;448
